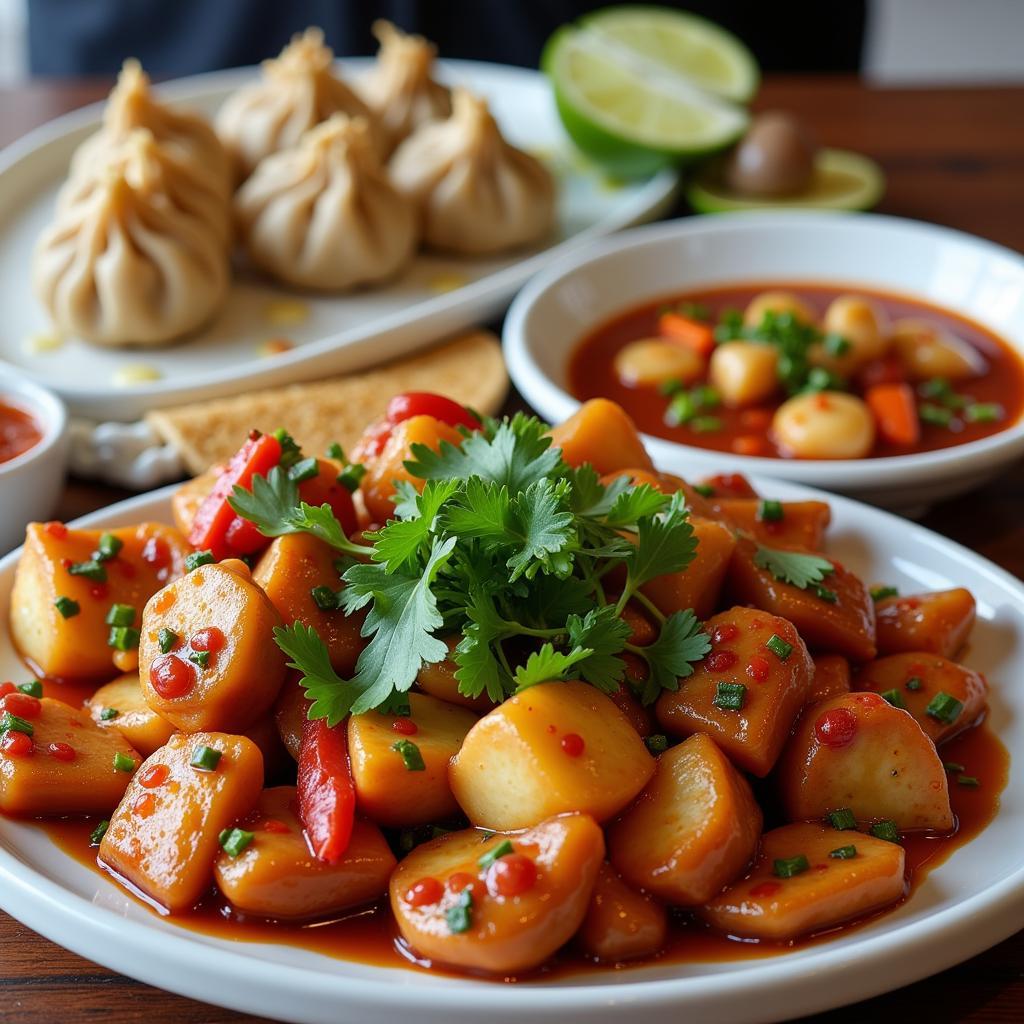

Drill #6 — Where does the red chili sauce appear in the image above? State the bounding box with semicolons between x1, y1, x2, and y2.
0;398;43;465
568;283;1024;460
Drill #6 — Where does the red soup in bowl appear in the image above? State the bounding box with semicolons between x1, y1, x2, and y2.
0;398;43;465
569;283;1024;460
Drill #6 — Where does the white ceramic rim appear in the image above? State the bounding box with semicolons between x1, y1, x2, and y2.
0;482;1022;1023
0;371;67;477
502;211;1024;490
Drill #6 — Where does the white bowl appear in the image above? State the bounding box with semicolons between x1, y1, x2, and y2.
0;373;68;554
503;212;1024;510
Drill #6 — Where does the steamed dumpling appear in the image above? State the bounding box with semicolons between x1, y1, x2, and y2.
33;147;229;347
215;27;382;180
71;59;230;200
357;20;451;155
234;115;417;291
389;89;556;255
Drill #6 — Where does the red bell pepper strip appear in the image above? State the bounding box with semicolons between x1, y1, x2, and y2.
385;392;482;432
297;717;356;863
188;431;282;559
298;462;358;534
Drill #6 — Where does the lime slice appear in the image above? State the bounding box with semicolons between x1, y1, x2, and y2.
687;149;885;213
544;22;751;178
580;6;759;104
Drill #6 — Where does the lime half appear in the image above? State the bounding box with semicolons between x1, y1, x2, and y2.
687;149;886;213
544;16;753;178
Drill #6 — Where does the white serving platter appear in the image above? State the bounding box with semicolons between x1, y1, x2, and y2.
0;480;1021;1024
0;59;678;419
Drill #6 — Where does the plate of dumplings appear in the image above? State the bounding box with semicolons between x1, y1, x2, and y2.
0;25;678;419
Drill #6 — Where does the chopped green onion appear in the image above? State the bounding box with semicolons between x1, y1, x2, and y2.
108;626;140;652
812;584;838;603
645;733;669;754
89;819;109;846
67;559;106;582
757;500;784;523
95;533;123;561
803;366;846;393
926;691;963;725
905;676;922;691
870;820;901;844
677;301;710;322
112;752;136;773
446;888;473;934
219;827;254;858
392;739;426;771
185;550;215;571
190;745;222;771
17;680;42;698
712;681;746;711
870;585;899;602
158;628;179;654
964;402;1003;424
823;332;851;357
827;808;857;831
0;712;34;737
337;463;367;492
690;416;723;433
880;688;906;709
288;456;320;483
765;634;792;661
99;707;119;721
326;442;345;460
478;838;514;869
105;603;136;627
919;403;954;427
657;377;684;397
693;484;716;498
957;775;980;788
773;855;810;878
919;377;954;401
273;429;303;469
310;585;340;611
54;596;80;619
829;845;858;860
188;650;210;669
942;761;965;773
665;391;697;427
691;385;721;409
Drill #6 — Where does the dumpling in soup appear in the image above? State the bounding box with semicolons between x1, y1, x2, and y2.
234;114;417;291
215;27;383;180
390;89;555;255
357;20;451;155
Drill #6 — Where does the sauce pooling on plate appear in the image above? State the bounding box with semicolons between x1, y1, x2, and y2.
0;398;42;464
569;283;1024;460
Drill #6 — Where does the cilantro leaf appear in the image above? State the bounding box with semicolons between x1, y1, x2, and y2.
570;466;629;518
754;544;836;589
505;479;575;581
513;643;594;691
273;622;361;726
371;479;460;572
453;589;513;702
566;606;631;692
288;502;367;555
635;609;711;704
441;478;512;542
603;483;669;528
624;492;698;590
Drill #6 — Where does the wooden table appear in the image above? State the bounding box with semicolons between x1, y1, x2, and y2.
2;76;1023;1023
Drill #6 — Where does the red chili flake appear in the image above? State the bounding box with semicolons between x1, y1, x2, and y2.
814;707;858;748
149;654;195;699
908;662;926;676
190;627;225;654
1;732;32;757
48;741;76;762
61;558;73;570
406;876;444;907
392;718;418;736
814;394;832;411
899;598;922;611
141;535;170;568
706;650;738;672
115;560;136;580
90;583;109;601
814;863;829;872
746;655;771;683
44;521;68;539
546;724;557;734
132;793;157;818
2;693;40;719
712;624;739;645
139;764;170;789
561;733;585;757
488;854;538;897
0;682;15;698
750;881;781;898
262;818;291;835
447;872;477;895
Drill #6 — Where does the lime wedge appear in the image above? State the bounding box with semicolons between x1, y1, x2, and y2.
687;149;885;213
580;6;759;103
544;19;752;178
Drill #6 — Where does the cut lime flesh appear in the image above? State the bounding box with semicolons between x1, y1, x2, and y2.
687;149;885;213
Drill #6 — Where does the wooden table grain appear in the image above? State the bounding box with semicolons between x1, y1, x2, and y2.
2;76;1023;1024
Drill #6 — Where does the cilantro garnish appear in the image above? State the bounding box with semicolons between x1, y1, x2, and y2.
235;413;711;719
754;544;836;590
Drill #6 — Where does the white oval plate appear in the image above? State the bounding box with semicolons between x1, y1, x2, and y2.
0;59;677;420
0;483;1022;1024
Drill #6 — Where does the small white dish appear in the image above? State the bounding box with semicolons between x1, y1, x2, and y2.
503;212;1024;510
0;481;1023;1022
0;373;67;554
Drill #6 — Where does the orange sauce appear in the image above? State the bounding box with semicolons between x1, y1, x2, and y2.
35;719;1008;981
568;283;1024;460
0;398;42;464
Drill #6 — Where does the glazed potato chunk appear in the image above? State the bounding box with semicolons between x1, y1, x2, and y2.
273;673;306;762
0;696;140;815
548;398;654;475
701;823;905;941
86;673;175;757
728;535;877;662
349;693;478;827
139;560;287;732
772;392;875;460
713;498;831;552
577;862;668;962
449;681;654;830
777;692;953;830
808;655;852;704
855;652;988;744
214;787;395;920
253;534;366;676
10;522;189;680
390;814;604;973
99;731;263;911
709;341;778;408
608;733;761;904
656;607;813;776
875;589;976;659
416;636;495;713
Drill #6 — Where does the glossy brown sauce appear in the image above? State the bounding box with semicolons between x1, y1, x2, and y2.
0;398;43;464
569;283;1024;459
36;718;1008;981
